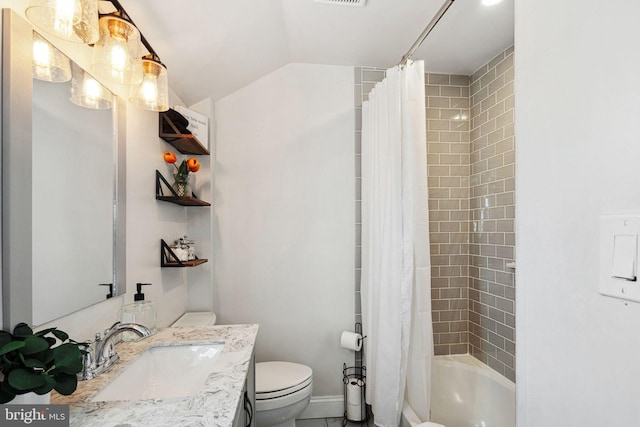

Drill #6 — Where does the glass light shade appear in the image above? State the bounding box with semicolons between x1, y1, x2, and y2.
25;0;99;44
70;62;113;109
91;15;143;85
32;32;71;82
129;58;169;112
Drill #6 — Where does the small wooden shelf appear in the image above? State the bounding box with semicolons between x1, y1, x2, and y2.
156;195;210;206
161;239;208;268
155;170;211;206
163;258;208;268
159;110;210;155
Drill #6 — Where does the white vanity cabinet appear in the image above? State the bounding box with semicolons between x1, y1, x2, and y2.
234;352;256;427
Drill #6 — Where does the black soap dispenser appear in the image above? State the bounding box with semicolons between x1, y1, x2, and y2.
120;283;157;340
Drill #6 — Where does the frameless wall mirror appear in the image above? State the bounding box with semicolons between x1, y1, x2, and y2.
2;9;126;328
32;51;115;325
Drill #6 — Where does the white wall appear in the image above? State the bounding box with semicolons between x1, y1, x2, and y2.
186;97;216;312
124;105;190;331
515;0;640;425
214;63;355;397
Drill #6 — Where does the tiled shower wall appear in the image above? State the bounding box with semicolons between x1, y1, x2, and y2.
425;74;471;356
354;46;515;381
468;47;516;381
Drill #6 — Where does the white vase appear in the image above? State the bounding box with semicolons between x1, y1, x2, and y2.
10;391;51;404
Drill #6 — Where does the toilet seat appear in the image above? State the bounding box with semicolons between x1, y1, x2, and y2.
256;361;313;397
256;362;313;411
257;375;312;400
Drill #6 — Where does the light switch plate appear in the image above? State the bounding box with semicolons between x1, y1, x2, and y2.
600;214;640;303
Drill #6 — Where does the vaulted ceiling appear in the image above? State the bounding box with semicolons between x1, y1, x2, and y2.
119;0;514;105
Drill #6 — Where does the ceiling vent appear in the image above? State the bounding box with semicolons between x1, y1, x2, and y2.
314;0;367;6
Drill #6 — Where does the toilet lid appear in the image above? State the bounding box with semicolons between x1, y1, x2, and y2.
256;362;313;395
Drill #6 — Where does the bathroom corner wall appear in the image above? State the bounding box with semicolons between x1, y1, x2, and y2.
468;47;516;381
185;97;215;313
353;66;386;331
425;73;471;356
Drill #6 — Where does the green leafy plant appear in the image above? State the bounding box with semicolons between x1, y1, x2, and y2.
0;323;83;404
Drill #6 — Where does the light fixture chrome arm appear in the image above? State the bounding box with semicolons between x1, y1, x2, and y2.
399;0;455;66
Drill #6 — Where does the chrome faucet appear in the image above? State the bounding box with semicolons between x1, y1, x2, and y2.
78;322;152;380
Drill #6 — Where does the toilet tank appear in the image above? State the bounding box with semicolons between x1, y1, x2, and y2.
171;312;217;327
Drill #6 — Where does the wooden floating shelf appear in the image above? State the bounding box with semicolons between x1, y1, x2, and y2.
156;195;210;206
155;170;210;206
162;258;208;268
161;239;208;268
159;110;210;155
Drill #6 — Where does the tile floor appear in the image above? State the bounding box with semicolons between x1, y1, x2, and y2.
297;417;375;427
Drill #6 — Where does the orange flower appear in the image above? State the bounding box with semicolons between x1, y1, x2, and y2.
164;152;177;164
187;158;200;173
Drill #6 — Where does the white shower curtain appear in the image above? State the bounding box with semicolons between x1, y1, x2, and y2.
361;60;433;427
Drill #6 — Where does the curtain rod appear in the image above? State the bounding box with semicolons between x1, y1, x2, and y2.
399;0;455;66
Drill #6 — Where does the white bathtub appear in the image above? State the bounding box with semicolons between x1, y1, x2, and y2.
401;354;515;427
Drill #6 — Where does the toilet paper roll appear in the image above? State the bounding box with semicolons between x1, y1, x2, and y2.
347;381;362;406
347;402;364;422
340;331;362;351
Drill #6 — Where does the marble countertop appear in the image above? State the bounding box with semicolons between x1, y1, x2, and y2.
53;324;259;427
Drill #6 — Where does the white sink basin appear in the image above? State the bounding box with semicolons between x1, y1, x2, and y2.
92;342;225;402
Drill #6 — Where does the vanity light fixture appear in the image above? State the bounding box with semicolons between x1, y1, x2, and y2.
481;0;504;5
91;13;143;85
70;62;113;109
32;32;72;82
28;0;169;112
129;55;169;112
25;0;99;44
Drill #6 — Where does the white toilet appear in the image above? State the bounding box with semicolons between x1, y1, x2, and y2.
255;361;313;427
